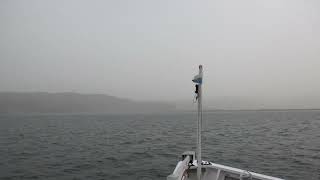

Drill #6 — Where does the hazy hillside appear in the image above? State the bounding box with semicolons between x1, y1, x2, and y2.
175;96;320;111
0;92;175;113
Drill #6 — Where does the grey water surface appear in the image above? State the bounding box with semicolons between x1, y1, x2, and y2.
1;110;320;180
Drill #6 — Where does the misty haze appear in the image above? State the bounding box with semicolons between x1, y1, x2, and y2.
1;1;319;180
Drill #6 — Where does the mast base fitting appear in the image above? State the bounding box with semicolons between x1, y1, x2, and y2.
182;151;195;164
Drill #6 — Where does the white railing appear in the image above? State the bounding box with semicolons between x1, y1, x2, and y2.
167;155;190;180
208;162;285;180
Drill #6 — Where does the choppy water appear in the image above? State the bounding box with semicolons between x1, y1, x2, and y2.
0;110;320;180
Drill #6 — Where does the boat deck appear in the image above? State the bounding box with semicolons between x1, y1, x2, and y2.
184;162;284;180
167;152;284;180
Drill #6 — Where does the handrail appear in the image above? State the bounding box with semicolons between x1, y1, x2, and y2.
167;155;190;180
208;162;285;180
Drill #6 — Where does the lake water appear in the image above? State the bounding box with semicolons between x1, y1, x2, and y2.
1;110;319;180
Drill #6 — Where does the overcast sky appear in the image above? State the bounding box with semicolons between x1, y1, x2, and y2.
1;0;320;101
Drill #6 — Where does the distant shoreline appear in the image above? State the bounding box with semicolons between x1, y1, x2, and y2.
1;92;320;113
186;108;320;112
0;92;175;114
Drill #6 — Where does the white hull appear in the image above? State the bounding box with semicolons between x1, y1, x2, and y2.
167;151;284;180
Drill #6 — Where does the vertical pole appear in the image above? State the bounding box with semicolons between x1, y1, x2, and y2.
197;65;203;180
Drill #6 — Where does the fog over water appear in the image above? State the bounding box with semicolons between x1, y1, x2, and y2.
1;0;320;107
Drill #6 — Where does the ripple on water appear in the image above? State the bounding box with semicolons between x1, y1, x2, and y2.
0;111;319;180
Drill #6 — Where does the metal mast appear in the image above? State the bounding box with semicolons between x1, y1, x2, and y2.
192;65;203;180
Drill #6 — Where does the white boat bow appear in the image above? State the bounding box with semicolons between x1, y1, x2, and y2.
167;151;284;180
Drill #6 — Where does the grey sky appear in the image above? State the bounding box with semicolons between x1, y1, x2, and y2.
1;0;320;101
